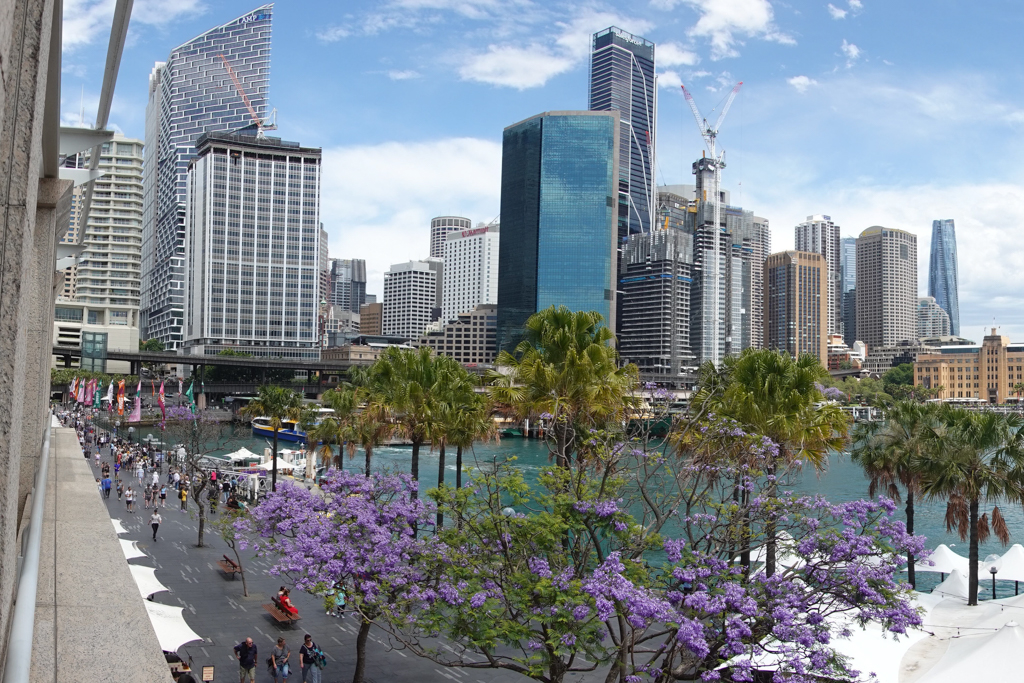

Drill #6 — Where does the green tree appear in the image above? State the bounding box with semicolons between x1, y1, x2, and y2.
882;363;915;395
430;368;482;528
240;385;303;492
345;396;396;476
303;387;358;473
487;306;638;468
139;338;164;352
920;407;1024;605
851;400;937;588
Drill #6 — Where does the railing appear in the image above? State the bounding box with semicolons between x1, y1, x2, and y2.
3;420;52;683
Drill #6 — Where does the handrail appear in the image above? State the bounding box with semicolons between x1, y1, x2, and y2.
3;420;52;683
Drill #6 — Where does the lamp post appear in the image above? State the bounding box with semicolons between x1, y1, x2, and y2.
990;565;999;600
128;426;135;446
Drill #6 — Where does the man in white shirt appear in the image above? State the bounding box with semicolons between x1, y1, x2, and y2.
150;510;162;541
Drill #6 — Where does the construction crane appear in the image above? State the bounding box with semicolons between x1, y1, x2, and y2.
218;53;276;139
680;81;742;366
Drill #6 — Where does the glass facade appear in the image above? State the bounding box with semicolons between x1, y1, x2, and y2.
839;236;857;342
142;5;273;349
929;219;959;336
497;112;618;350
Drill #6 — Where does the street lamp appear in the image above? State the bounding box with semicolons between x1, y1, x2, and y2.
128;426;135;445
990;565;999;600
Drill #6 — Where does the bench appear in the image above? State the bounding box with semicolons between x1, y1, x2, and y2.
216;555;241;578
262;601;301;625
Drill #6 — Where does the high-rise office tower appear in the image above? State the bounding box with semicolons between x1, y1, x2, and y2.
856;226;918;350
618;228;695;382
589;27;656;238
795;215;841;336
329;259;367;313
765;251;828;362
839;236;857;342
918;296;951;338
319;226;329;304
929;219;959;336
730;212;770;350
182;132;322;359
383;261;439;339
142;5;273;349
443;222;499;324
430;216;471;259
497;111;618;349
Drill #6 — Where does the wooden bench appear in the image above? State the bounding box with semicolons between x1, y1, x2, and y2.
262;601;301;625
216;555;241;578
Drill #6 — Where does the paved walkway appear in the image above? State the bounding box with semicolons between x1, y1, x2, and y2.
92;443;598;683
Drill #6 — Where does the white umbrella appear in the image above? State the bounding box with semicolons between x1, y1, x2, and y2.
917;621;1024;683
119;538;146;561
130;565;169;599
914;544;969;575
143;601;203;652
990;544;1024;582
932;569;969;600
111;518;128;535
257;457;295;472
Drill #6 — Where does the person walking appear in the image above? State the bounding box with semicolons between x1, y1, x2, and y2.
270;637;291;683
234;637;258;683
150;510;162;541
101;476;112;498
116;479;124;500
298;634;323;683
151;470;159;487
179;485;187;512
125;486;134;513
160;485;167;508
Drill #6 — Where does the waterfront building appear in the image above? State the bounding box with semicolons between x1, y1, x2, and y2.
360;302;383;335
826;334;863;370
141;5;273;349
442;222;499;324
589;27;656;237
383;260;438;339
795;215;841;336
417;304;497;365
855;226;917;350
182;132;322;360
329;258;367;313
918;296;952;339
764;250;828;362
430;216;471;259
914;328;1024;403
840;236;857;343
929;219;960;336
618;228;695;384
496;111;619;349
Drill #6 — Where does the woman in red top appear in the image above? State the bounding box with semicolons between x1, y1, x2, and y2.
279;589;298;615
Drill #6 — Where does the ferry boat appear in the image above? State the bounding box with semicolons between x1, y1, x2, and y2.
250;408;334;444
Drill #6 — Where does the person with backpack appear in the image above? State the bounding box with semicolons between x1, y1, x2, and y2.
298;633;324;683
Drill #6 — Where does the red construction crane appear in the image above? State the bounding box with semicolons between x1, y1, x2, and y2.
218;53;276;139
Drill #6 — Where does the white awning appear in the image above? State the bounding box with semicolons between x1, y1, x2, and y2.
130;564;169;599
917;621;1024;683
222;447;261;462
143;601;204;652
119;538;146;561
111;518;128;534
257;457;295;472
932;569;969;600
990;543;1024;582
914;544;970;574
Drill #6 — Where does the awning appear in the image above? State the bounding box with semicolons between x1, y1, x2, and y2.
256;457;295;472
130;565;169;599
914;544;970;574
111;518;128;534
932;569;969;600
990;543;1024;582
222;447;261;462
917;621;1024;683
119;538;146;561
143;601;204;652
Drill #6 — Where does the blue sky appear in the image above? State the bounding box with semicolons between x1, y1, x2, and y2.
62;0;1024;340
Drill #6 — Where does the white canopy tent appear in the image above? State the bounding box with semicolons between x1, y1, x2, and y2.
257;458;295;473
222;447;261;462
932;569;970;600
119;538;146;561
143;601;204;652
917;622;1024;683
914;544;970;575
990;543;1024;582
130;565;169;599
111;518;128;535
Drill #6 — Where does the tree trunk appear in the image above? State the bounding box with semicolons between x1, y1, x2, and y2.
906;489;916;589
410;439;420;498
364;445;373;477
436;442;446;530
764;464;778;578
969;497;980;606
230;541;249;597
455;445;463;489
197;497;206;547
353;615;372;683
272;427;279;492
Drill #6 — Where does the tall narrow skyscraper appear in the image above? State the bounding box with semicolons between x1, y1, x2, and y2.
142;5;273;349
839;236;857;343
795;215;841;336
765;250;828;362
589;27;655;238
856;226;917;349
929;219;959;336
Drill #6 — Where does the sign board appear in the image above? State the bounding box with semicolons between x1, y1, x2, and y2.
202;666;215;681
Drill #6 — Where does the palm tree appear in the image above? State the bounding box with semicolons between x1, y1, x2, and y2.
345;396;395;476
709;348;850;576
851;400;937;588
303;387;358;474
241;385;303;492
488;306;638;468
430;371;482;528
1014;382;1024;408
920;407;1024;605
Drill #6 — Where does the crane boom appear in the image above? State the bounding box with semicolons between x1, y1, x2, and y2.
681;84;712;150
712;82;743;135
219;53;267;138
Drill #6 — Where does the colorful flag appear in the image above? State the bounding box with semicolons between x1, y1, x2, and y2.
70;377;78;396
128;379;142;423
104;379;113;406
117;379;125;416
184;380;195;414
158;380;166;421
92;380;101;408
76;380;85;404
84;379;93;404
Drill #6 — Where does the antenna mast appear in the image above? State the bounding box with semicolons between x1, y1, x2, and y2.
680;81;742;366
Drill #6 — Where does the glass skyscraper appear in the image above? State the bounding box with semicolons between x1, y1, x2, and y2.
928;219;959;336
497;111;619;349
839;236;857;343
589;27;655;238
141;5;273;349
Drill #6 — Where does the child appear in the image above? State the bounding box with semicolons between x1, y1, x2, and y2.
160;485;167;508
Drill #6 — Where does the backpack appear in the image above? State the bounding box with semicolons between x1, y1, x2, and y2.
311;646;327;669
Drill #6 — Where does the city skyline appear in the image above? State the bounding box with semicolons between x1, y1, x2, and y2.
60;0;1024;338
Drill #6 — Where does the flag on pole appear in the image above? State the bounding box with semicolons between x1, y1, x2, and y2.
77;380;85;404
151;380;156;397
129;379;142;423
158;380;166;421
92;380;101;408
104;379;113;407
84;379;94;404
117;380;125;416
184;380;195;414
70;377;78;396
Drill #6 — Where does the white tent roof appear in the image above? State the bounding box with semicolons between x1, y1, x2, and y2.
257;457;295;471
130;565;169;599
917;622;1024;683
222;447;261;462
111;518;128;534
991;543;1024;582
143;601;204;652
831;619;931;683
932;569;969;600
119;538;146;561
915;544;969;574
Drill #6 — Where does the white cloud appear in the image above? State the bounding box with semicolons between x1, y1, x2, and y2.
658;70;683;89
659;42;700;67
387;70;421;80
841;39;861;63
680;0;795;59
849;0;863;9
316;25;351;42
827;3;847;19
63;0;204;50
787;75;818;93
320;138;501;297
